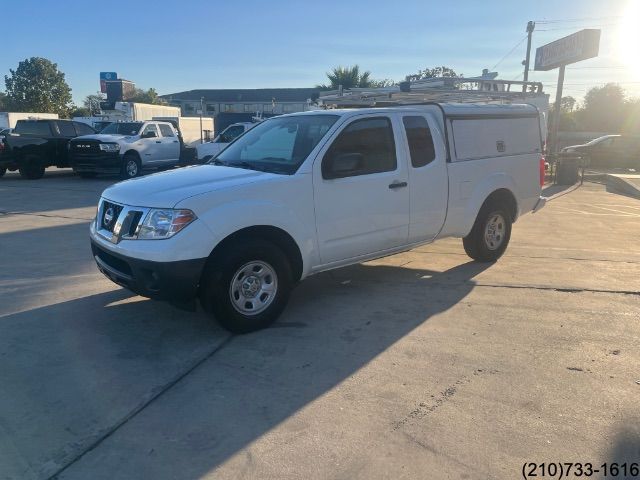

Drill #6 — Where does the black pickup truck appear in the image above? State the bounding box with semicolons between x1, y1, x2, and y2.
0;119;95;179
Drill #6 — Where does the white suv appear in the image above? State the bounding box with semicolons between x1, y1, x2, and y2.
90;104;546;333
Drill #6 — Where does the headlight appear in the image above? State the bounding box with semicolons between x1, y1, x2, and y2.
99;143;121;152
137;209;196;239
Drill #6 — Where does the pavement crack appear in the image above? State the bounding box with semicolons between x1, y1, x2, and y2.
0;210;91;221
46;334;234;480
474;283;640;296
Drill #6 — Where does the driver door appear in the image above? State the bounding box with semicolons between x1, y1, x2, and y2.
312;114;409;265
138;123;162;165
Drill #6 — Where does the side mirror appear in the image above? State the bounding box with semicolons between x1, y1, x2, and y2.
141;130;157;139
323;152;363;179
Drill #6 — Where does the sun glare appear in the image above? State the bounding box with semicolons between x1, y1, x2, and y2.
617;1;640;75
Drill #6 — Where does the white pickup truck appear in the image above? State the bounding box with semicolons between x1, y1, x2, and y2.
69;121;181;179
195;122;256;163
90;103;546;333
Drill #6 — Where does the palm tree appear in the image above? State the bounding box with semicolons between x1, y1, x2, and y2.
317;65;374;90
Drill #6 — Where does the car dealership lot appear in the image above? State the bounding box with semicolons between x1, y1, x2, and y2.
1;169;639;480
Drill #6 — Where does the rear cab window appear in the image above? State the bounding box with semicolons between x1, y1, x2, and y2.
55;121;77;137
158;124;175;137
73;122;95;136
403;116;436;167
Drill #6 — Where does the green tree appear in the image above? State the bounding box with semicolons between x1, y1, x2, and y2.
405;66;461;82
560;96;576;112
83;93;103;114
70;106;91;117
129;87;164;104
370;78;396;87
0;91;7;111
317;65;374;90
576;83;626;132
4;57;73;116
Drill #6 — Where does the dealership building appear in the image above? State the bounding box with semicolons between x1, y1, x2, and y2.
160;88;321;117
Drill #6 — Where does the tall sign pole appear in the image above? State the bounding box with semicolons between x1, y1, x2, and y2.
549;65;565;156
534;29;601;153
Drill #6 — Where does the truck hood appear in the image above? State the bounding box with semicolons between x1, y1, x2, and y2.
74;134;130;142
102;165;275;208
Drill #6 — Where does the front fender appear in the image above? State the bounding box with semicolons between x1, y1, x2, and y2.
180;198;317;278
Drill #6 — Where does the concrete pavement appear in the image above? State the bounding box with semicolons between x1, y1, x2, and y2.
1;169;639;479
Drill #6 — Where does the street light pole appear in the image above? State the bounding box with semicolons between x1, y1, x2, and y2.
199;97;204;144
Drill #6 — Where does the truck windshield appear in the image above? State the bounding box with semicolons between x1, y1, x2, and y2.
212;115;339;174
101;122;142;136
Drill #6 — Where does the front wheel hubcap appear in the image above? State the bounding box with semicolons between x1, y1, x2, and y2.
126;160;138;177
229;261;278;315
484;213;506;250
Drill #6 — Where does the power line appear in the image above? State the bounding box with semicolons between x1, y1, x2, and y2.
533;16;622;24
491;35;527;70
536;23;621;31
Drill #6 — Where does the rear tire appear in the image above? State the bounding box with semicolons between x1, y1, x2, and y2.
463;202;512;262
199;239;293;334
121;153;141;180
0;167;6;177
18;155;45;180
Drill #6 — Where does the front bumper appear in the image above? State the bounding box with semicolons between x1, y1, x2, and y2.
91;239;207;303
71;151;122;174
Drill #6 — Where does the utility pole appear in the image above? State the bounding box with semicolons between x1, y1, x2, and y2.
522;21;535;91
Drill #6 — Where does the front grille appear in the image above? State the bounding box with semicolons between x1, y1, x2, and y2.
70;140;101;153
100;201;124;233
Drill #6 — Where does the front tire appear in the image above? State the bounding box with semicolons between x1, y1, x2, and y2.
0;167;6;177
200;239;293;334
463;203;512;262
18;155;45;180
121;153;141;179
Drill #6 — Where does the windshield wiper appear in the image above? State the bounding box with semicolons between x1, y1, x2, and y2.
210;159;227;166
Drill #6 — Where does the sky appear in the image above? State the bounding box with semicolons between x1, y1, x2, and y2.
1;0;638;105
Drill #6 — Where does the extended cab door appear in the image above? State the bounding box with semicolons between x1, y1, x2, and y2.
157;123;181;164
401;114;448;243
313;114;409;265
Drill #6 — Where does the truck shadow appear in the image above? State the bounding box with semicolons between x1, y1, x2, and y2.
607;424;640;478
26;260;488;478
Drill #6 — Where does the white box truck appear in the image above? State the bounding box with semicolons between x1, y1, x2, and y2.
112;102;181;121
0;112;59;130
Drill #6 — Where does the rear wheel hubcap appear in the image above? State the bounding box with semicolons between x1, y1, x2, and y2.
484;213;506;250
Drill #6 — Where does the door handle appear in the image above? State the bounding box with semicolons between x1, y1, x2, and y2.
155;141;161;143
173;140;179;143
388;181;408;189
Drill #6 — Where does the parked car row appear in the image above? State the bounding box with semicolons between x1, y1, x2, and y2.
0;118;225;180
